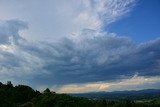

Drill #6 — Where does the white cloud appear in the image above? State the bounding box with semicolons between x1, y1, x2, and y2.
74;0;135;30
0;0;135;42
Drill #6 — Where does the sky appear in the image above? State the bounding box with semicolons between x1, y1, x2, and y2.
0;0;160;93
107;0;160;42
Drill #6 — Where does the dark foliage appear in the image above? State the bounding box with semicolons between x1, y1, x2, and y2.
0;81;160;107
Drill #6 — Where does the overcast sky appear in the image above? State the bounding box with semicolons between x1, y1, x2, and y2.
0;0;160;93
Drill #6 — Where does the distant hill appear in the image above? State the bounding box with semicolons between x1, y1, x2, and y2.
0;81;160;107
70;89;160;100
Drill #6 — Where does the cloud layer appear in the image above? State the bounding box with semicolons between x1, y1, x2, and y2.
0;0;135;41
0;19;160;88
0;19;28;44
56;75;160;93
0;0;160;92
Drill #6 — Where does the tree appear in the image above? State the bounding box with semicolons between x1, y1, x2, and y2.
0;82;2;87
44;88;51;93
7;81;13;87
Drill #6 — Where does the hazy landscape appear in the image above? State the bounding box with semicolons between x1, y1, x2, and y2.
0;0;160;106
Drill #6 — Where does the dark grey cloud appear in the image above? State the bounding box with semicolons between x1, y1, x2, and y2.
0;20;160;88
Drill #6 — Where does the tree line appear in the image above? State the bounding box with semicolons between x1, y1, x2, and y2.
0;81;160;107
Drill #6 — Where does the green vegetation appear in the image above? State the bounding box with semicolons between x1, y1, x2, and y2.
0;81;160;107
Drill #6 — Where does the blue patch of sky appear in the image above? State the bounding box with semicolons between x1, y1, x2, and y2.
105;0;160;43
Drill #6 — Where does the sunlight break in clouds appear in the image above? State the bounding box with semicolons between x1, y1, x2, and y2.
56;83;110;93
0;0;160;93
55;75;160;93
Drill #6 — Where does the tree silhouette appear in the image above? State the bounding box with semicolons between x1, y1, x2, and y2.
44;88;51;93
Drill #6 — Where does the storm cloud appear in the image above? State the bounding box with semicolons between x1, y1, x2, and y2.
0;0;160;92
0;20;160;88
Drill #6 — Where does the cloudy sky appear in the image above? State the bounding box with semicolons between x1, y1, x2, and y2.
0;0;160;93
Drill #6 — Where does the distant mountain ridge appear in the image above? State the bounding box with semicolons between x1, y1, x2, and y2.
70;89;160;100
94;89;160;94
